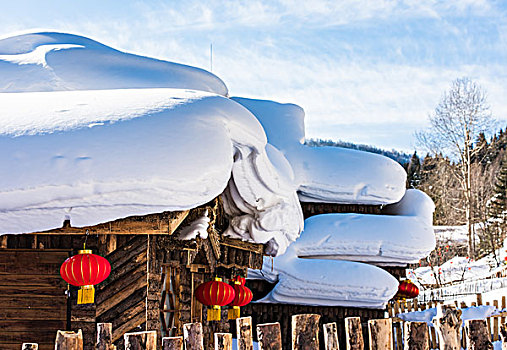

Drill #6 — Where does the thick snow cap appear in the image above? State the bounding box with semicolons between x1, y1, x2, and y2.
0;32;228;95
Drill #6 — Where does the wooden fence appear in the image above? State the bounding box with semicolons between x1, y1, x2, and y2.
389;293;507;350
18;310;507;350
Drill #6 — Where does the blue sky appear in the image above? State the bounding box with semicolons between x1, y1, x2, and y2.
1;0;506;152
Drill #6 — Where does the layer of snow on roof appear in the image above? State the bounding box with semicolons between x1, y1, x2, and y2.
0;89;302;256
232;97;407;205
0;32;228;95
397;305;498;326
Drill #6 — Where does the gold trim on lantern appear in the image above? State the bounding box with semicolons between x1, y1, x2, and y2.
78;249;92;254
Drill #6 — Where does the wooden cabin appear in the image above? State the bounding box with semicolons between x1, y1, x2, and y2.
0;198;265;350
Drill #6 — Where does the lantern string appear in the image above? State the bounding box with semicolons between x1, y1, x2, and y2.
83;229;89;250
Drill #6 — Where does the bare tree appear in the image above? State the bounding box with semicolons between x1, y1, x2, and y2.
417;77;493;258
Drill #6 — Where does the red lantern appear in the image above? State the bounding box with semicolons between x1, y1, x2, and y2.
228;276;253;320
195;277;235;321
60;249;111;304
396;280;419;299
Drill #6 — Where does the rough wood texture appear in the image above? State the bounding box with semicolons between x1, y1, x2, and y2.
368;319;393;350
124;331;157;350
183;323;204;350
162;337;184;350
345;317;364;350
323;323;340;350
55;330;83;350
214;333;232;350
500;323;507;350
257;323;282;350
464;320;493;350
237;317;254;350
292;314;321;350
432;304;462;350
403;322;429;350
21;344;38;350
96;323;115;350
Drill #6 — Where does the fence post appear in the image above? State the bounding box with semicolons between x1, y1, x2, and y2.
368;319;393;350
162;336;184;350
344;317;364;350
464;320;493;350
214;333;232;350
432;304;461;350
183;322;204;350
96;323;115;350
123;331;157;350
494;300;500;341
500;323;507;350
323;322;339;350
257;322;282;350
403;322;429;350
21;344;38;350
55;330;83;350
237;316;254;350
292;314;321;350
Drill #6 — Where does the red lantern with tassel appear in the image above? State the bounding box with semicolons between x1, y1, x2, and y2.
195;277;235;321
60;249;111;304
228;276;253;320
396;279;419;299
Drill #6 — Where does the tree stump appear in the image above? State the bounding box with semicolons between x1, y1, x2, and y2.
345;317;364;350
96;323;116;350
162;337;184;350
55;330;83;350
432;304;462;350
237;316;254;350
214;333;232;350
403;322;429;350
257;322;282;350
464;320;493;350
124;331;157;350
292;314;321;350
500;323;507;350
183;322;204;350
21;344;38;350
368;319;393;350
323;322;340;350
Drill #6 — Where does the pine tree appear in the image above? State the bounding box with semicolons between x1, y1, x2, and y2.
406;151;421;188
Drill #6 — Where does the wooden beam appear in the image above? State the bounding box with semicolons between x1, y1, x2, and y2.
220;237;264;254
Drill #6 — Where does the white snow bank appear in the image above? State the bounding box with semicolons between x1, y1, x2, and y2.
177;210;210;240
0;89;302;256
0;32;228;95
397;305;498;326
231;97;406;205
297;190;435;265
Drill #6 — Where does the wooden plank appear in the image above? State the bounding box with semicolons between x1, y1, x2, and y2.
323;322;339;350
237;316;254;350
292;314;320;350
0;274;67;287
220;237;264;255
183;323;204;350
112;312;146;343
464;319;493;350
368;319;393;350
214;333;232;350
403;322;429;350
96;275;147;316
0;320;66;332
55;330;83;350
344;317;364;350
0;250;69;264
0;307;66;320
162;337;184;350
1;343;51;350
124;331;157;350
0;285;65;297
256;323;282;350
433;304;461;350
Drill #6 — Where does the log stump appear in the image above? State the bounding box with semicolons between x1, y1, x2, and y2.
368;319;393;350
464;319;493;350
257;322;282;350
237;316;254;350
432;304;462;350
124;331;157;350
214;333;232;350
96;323;115;350
55;330;83;350
292;314;321;350
345;317;364;350
323;322;340;350
162;337;184;350
403;322;429;350
184;322;204;350
500;323;507;350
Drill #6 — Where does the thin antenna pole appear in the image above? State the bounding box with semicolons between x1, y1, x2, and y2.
210;43;213;72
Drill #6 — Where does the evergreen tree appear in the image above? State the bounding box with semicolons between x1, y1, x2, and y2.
406;151;421;188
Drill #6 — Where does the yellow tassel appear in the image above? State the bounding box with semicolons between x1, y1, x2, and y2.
78;285;95;304
207;306;221;321
228;306;240;320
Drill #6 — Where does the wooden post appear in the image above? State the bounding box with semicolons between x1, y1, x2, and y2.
162;337;184;350
55;330;83;350
323;322;340;350
183;322;204;350
493;300;500;341
464;320;493;350
432;304;461;350
237;316;254;350
500;323;507;350
345;317;364;350
21;344;38;350
124;331;157;350
257;322;282;350
403;322;429;350
96;323;115;350
214;333;232;350
368;319;393;350
292;314;321;350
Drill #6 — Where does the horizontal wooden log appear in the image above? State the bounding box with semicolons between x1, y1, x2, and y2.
0;307;66;320
0;320;66;332
220;237;264;255
0;343;50;350
0;285;65;297
0;274;67;287
0;251;70;264
0;295;66;309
